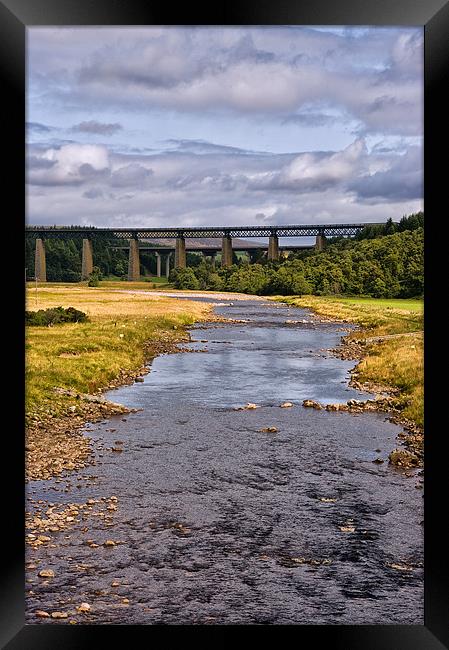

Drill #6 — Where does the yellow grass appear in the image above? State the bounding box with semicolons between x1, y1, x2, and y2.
272;295;424;428
356;332;423;425
25;285;212;420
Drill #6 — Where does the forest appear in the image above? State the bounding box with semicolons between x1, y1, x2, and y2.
171;213;424;298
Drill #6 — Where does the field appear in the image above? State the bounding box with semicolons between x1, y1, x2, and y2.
25;284;212;422
274;295;424;429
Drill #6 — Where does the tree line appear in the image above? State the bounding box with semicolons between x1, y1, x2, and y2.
170;213;424;298
355;212;423;240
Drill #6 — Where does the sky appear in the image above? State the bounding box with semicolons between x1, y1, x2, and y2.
26;26;423;231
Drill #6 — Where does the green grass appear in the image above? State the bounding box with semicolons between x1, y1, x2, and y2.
323;296;423;312
102;275;170;284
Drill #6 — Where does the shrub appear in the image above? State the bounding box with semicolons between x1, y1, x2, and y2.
171;267;200;290
25;306;89;326
87;266;103;287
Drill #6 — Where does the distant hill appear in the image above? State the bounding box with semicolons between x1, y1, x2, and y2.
141;237;265;249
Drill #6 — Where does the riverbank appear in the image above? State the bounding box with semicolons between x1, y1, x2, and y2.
25;286;218;480
272;295;423;463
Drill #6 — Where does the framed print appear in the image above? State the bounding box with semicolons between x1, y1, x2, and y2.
2;0;448;647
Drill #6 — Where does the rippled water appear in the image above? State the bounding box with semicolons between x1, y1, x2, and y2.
25;299;423;625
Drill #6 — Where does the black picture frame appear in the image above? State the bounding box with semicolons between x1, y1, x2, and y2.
2;0;448;647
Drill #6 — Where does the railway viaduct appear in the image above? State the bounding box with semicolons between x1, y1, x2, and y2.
26;224;371;282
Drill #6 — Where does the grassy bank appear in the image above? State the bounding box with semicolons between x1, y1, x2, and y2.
273;295;424;429
25;285;212;422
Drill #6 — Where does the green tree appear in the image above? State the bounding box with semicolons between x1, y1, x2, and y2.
171;267;200;290
114;259;128;277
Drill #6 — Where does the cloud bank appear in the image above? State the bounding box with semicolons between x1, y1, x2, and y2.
26;26;423;228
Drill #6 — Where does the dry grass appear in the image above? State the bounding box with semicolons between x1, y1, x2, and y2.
26;285;209;319
273;295;424;428
25;285;212;420
356;332;423;426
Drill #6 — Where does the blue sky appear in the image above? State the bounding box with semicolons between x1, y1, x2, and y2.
26;26;423;229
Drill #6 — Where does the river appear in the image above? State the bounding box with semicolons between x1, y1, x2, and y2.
25;297;423;625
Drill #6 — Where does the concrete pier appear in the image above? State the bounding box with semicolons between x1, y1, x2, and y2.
155;252;161;277
268;235;279;261
165;253;172;278
221;235;233;267
128;239;140;281
81;238;93;280
34;238;46;282
315;234;326;251
175;237;186;268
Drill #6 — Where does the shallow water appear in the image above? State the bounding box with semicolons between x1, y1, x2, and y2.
25;299;423;625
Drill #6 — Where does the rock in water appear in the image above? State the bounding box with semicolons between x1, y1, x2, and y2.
302;399;322;409
388;449;420;468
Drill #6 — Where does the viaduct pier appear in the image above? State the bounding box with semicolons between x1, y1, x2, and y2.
26;224;371;282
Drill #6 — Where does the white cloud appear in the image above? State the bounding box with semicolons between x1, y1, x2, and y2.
28;144;110;185
281;138;367;186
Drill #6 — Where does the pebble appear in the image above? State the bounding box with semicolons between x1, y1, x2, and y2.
77;603;91;613
234;403;259;410
387;563;414;571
